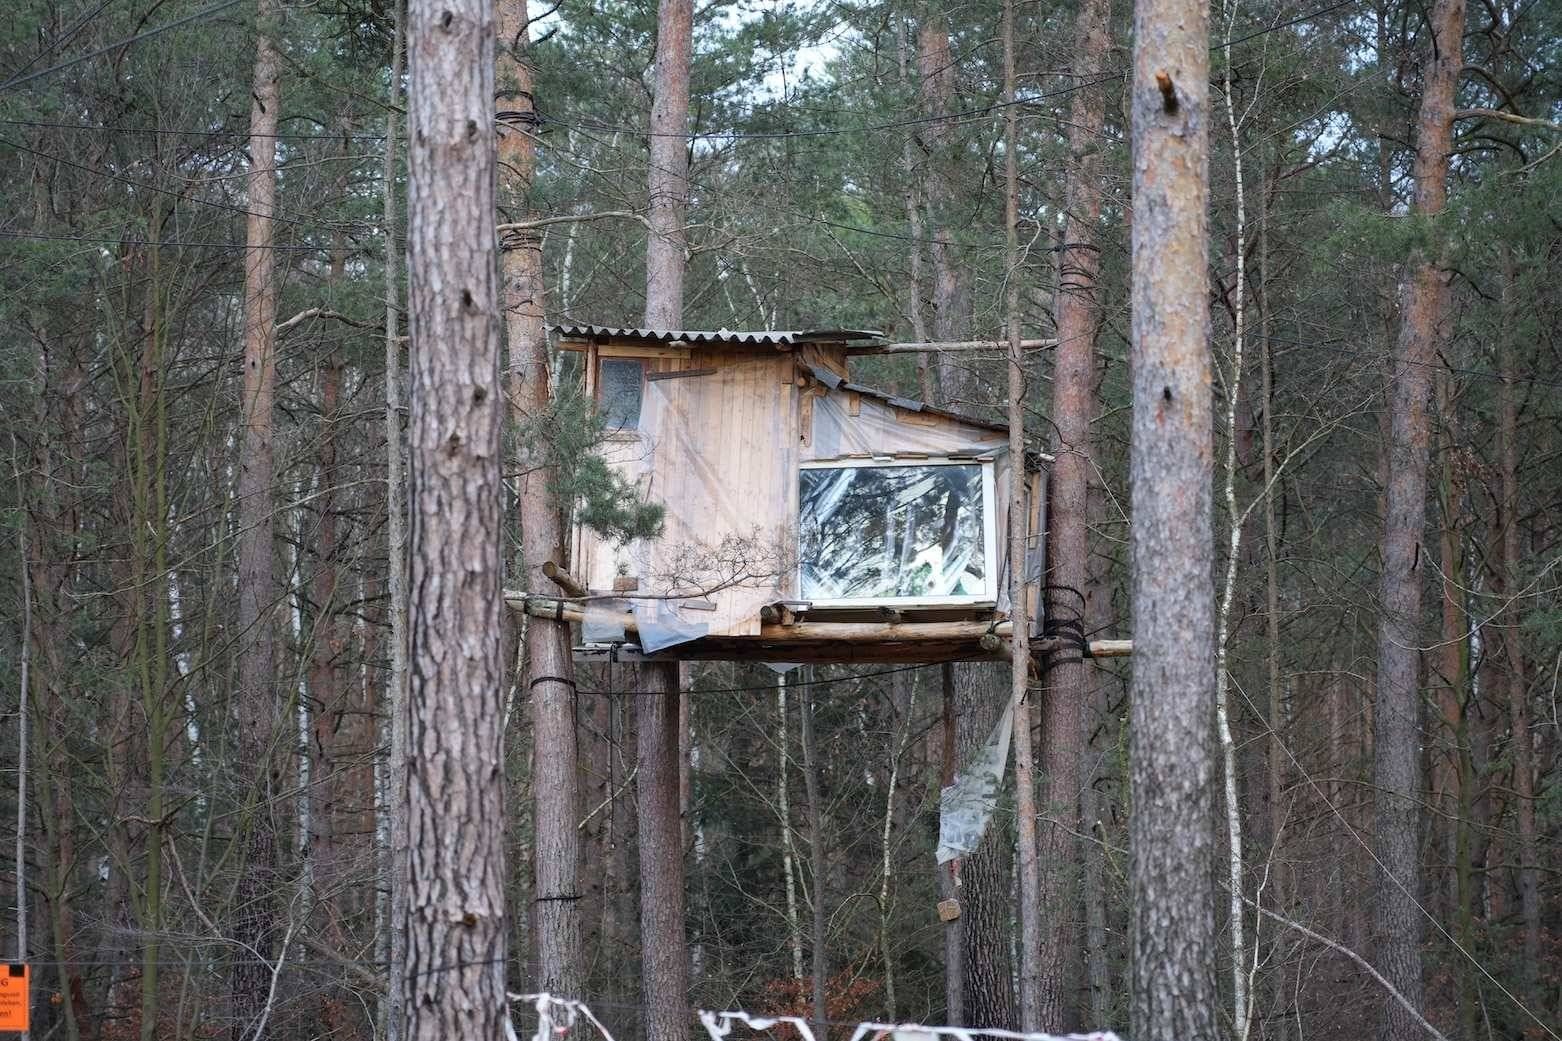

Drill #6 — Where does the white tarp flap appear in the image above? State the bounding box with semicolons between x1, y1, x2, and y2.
936;696;1016;864
808;392;1006;461
632;600;709;653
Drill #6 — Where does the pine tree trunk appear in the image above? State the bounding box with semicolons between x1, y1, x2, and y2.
1038;0;1111;1025
1128;0;1218;1035
401;0;509;1034
916;15;969;400
635;663;690;1041
1496;245;1539;981
498;0;583;1000
645;0;692;328
233;3;282;1033
1371;2;1462;1037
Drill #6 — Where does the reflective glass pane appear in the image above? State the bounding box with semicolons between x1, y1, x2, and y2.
598;359;643;430
799;464;987;600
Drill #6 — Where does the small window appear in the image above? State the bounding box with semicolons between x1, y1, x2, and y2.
598;358;644;431
799;461;995;603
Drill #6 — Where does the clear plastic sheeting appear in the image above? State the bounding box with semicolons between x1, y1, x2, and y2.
806;390;1005;461
936;696;1015;864
632;600;709;653
800;464;989;600
581;600;629;644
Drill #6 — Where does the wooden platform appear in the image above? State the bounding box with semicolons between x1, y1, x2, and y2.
505;593;1129;666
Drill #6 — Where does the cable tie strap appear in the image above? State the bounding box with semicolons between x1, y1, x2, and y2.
528;674;577;691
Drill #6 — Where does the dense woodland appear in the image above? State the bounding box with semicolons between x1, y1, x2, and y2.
1;0;1560;1040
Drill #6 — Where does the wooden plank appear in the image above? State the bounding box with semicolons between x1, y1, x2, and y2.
647;367;716;381
600;343;691;360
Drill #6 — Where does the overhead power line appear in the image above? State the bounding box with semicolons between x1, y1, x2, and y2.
0;0;246;93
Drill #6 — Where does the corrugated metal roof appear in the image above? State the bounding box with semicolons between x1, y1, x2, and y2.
550;324;884;346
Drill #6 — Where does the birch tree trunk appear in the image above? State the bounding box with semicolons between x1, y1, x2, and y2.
1038;0;1111;1026
498;0;583;1000
1000;1;1042;1028
401;0;509;1034
1371;2;1463;1036
380;11;407;1040
799;681;828;1041
1128;0;1218;1035
233;4;282;1033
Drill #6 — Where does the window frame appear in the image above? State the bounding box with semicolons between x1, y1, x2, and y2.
594;355;647;436
796;456;999;607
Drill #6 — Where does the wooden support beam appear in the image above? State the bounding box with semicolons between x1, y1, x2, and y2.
848;338;1058;356
541;561;587;598
503;592;1132;660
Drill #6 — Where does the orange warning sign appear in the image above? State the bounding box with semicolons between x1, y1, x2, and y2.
0;963;29;1032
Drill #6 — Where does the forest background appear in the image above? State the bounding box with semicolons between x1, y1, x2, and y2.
1;0;1560;1040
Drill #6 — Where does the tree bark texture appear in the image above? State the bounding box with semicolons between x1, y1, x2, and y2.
233;4;282;1034
1371;1;1462;1037
953;664;1017;1030
1497;246;1539;979
999;1;1043;1027
1128;0;1218;1036
402;0;509;1034
644;0;692;328
381;12;408;1040
799;682;829;1041
916;15;971;401
498;0;583;1000
636;663;691;1041
1037;0;1111;1027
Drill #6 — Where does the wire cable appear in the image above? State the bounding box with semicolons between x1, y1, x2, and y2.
0;0;246;93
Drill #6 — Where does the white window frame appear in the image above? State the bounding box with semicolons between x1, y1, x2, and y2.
797;456;998;607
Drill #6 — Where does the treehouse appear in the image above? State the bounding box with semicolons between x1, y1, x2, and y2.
519;324;1052;665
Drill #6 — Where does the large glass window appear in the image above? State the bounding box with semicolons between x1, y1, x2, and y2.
799;461;994;603
597;358;644;431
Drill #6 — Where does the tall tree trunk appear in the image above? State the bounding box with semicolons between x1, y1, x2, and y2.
1496;245;1538;982
1000;1;1043;1028
1435;371;1475;1039
636;664;690;1041
233;4;283;1030
953;665;1018;1030
380;9;408;1039
1127;0;1218;1037
636;0;694;1031
799;681;828;1041
307;340;358;1038
498;0;583;1000
1371;2;1463;1037
937;665;963;1026
644;0;693;327
401;0;509;1035
916;14;969;400
1039;0;1111;1027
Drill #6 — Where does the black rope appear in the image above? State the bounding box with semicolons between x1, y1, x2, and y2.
528;674;577;690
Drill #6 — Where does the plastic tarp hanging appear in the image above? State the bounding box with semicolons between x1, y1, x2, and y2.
806;391;1006;461
581;599;629;644
936;696;1015;864
631;600;708;654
